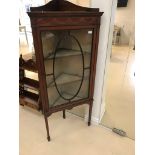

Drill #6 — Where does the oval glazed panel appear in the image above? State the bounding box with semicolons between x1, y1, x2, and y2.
53;35;84;100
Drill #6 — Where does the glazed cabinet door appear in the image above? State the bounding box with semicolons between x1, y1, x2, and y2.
40;28;94;108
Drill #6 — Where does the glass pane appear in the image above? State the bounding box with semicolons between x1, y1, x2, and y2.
41;29;93;108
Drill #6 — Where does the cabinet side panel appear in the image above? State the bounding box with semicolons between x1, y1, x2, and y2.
31;28;50;113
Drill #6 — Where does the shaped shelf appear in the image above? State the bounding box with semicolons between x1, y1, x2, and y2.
47;72;83;87
44;49;90;60
49;92;82;107
20;77;39;91
19;54;37;73
19;59;38;73
20;90;39;110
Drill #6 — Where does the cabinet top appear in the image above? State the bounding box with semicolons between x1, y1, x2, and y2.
27;0;103;17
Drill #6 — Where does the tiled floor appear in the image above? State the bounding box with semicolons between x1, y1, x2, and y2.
101;45;135;139
20;106;134;155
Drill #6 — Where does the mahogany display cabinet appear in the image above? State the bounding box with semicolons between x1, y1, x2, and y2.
27;0;103;141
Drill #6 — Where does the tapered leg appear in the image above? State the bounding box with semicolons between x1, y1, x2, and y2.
63;110;66;119
88;102;93;126
44;115;51;141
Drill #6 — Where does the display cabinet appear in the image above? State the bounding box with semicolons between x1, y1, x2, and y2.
27;0;103;141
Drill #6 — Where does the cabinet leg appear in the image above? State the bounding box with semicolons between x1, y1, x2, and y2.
44;115;51;141
63;110;66;119
88;102;93;126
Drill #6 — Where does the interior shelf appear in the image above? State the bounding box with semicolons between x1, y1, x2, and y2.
44;49;90;60
47;72;84;87
50;92;82;107
20;77;39;91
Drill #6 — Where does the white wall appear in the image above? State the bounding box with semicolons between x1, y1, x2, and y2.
64;0;90;7
115;0;135;45
88;0;117;124
46;0;90;7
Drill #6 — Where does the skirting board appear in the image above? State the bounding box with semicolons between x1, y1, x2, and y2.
84;103;105;125
67;110;100;125
99;101;106;122
66;101;105;125
84;115;100;125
